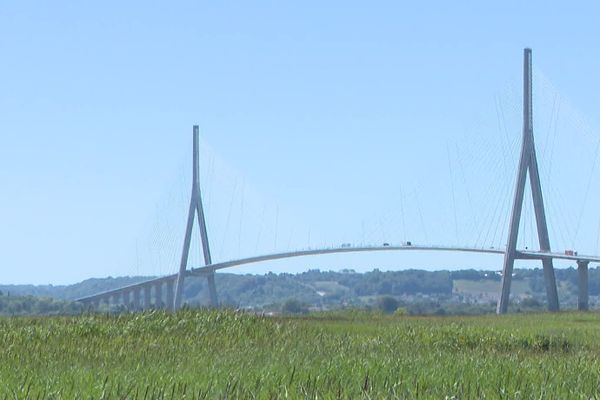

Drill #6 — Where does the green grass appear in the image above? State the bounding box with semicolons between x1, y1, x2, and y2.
1;310;600;398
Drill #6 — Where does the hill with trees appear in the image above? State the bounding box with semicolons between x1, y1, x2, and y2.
1;266;597;315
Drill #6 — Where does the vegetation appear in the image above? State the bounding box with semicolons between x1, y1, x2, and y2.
281;298;310;314
0;276;152;300
0;293;83;316
191;267;598;313
2;266;599;316
375;295;400;314
1;310;600;398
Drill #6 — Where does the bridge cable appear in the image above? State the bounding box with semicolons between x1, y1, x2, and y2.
528;185;535;251
490;176;511;249
544;101;561;184
470;139;501;247
471;108;519;248
238;180;245;258
489;142;516;248
446;144;459;245
595;217;600;256
453;143;477;245
479;149;514;249
545;182;573;251
254;203;267;254
544;184;567;252
219;179;238;260
497;177;514;249
540;93;558;165
496;95;522;249
274;205;279;251
287;227;295;251
413;188;429;244
399;186;407;243
574;139;600;241
495;96;512;175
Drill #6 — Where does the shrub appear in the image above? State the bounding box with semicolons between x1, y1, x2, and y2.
376;296;399;314
281;298;309;314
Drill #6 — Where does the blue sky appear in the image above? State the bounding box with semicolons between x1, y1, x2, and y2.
2;1;600;284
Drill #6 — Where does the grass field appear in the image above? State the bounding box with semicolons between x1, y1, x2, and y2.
1;310;600;399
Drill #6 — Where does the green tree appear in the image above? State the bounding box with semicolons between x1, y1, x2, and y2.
376;296;399;314
281;299;309;314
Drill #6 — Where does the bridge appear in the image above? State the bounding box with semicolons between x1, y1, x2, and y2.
77;49;597;314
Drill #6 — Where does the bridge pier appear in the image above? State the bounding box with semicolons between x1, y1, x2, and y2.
110;293;117;308
144;285;152;309
541;259;559;312
100;296;109;310
154;282;163;308
133;288;141;310
122;290;130;309
207;273;218;307
577;260;589;311
166;280;174;311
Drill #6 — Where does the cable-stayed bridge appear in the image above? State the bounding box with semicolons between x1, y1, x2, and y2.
77;49;599;314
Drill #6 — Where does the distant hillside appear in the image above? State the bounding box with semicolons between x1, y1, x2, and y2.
1;266;598;314
0;294;83;316
0;276;153;300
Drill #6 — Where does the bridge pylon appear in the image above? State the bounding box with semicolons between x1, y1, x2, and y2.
173;125;218;310
496;49;559;314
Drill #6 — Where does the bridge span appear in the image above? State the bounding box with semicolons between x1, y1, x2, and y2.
78;49;597;314
77;244;598;309
190;246;600;274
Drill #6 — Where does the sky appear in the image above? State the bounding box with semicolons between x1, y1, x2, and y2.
2;1;600;284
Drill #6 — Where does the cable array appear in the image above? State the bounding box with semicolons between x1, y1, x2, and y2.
119;67;600;280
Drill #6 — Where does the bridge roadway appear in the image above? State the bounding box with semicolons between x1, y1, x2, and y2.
76;244;600;305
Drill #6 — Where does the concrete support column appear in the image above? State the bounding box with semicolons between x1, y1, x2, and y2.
577;260;589;311
207;273;218;307
166;280;175;311
144;285;152;309
155;283;163;308
101;296;109;310
122;291;130;309
133;288;141;310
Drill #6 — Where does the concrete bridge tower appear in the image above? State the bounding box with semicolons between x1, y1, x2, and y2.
496;49;559;314
173;125;218;309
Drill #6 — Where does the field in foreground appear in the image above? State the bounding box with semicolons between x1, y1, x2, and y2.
1;311;600;398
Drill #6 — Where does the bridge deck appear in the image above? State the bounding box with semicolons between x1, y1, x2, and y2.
76;245;600;303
